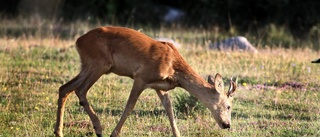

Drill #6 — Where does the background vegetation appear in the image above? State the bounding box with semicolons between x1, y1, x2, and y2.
0;1;320;137
0;0;320;49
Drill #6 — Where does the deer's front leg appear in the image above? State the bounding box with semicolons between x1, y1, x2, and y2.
156;90;181;137
111;79;145;137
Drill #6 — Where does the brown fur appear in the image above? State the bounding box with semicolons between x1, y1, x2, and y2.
54;26;237;137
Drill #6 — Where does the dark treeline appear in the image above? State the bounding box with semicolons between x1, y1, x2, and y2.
1;0;320;38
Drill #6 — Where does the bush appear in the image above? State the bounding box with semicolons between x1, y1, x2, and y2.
174;92;206;117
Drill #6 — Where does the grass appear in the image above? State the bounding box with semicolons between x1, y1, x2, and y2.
0;22;320;137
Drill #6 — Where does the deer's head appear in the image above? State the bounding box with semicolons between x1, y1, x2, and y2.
207;73;237;129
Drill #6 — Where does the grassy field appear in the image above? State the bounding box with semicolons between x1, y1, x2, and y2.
0;27;320;137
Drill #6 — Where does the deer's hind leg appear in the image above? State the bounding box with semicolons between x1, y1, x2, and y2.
55;62;112;137
54;72;87;137
74;70;104;137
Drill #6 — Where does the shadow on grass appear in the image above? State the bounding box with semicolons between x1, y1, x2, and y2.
94;107;167;117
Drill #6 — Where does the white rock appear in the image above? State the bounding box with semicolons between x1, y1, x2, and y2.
209;36;258;53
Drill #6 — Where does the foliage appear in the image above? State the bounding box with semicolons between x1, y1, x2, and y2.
1;0;320;38
1;18;320;50
173;91;206;117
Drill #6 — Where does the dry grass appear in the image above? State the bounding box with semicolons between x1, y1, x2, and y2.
0;25;320;136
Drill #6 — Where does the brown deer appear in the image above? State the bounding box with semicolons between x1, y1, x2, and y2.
54;26;238;137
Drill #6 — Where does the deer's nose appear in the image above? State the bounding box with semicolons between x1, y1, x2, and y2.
222;123;230;129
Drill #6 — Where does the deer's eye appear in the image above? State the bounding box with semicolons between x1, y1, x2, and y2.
227;106;231;110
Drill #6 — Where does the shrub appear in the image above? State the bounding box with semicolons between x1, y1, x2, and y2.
174;92;206;117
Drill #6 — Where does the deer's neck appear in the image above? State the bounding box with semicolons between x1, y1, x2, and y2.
171;51;215;104
176;68;214;99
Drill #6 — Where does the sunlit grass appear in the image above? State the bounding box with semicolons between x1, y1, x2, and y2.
0;27;320;137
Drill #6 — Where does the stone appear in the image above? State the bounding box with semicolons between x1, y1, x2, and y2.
209;36;258;53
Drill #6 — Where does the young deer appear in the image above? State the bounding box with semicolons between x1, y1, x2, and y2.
54;26;238;137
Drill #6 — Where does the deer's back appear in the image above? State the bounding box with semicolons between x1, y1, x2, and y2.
75;26;182;82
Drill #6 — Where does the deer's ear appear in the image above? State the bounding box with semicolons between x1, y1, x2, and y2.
227;76;238;98
213;73;224;93
207;75;215;85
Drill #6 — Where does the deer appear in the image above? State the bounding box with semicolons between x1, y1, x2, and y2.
54;26;238;137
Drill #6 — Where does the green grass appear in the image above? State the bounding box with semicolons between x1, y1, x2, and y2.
0;29;320;137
